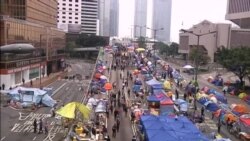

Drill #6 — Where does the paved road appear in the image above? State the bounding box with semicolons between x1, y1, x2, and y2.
0;60;95;141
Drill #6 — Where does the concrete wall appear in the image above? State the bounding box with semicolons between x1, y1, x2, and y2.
230;29;250;48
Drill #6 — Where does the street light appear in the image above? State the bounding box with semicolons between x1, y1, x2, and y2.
146;27;164;65
134;25;146;38
180;29;216;84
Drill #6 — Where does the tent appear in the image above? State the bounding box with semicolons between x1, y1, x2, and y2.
56;102;90;119
95;101;107;113
151;84;163;89
147;95;160;102
146;79;162;86
133;85;141;93
8;87;56;107
163;80;171;90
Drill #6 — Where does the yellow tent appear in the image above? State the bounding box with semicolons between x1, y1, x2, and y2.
56;102;90;119
136;48;145;52
163;80;171;90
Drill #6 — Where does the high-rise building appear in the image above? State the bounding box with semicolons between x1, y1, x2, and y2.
134;0;147;38
98;0;119;37
225;0;250;28
151;0;172;43
57;0;82;33
81;0;98;34
0;0;65;88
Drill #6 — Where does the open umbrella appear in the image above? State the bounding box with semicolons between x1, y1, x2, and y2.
104;82;112;91
183;65;194;69
56;102;90;119
163;80;171;90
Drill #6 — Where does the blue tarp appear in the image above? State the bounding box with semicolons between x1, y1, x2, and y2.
147;96;160;102
133;85;141;93
207;89;227;104
146;79;162;86
141;115;209;141
151;84;163;89
206;103;220;112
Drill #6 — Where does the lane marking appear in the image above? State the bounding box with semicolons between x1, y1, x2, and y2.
33;136;36;140
65;87;69;91
51;82;67;96
1;137;6;141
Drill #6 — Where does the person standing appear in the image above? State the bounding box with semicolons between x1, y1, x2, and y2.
2;83;5;90
30;80;33;87
132;135;137;141
44;121;48;134
112;124;117;138
175;89;179;99
38;119;43;134
217;121;221;133
201;106;205;116
128;88;131;97
116;118;120;132
33;119;37;133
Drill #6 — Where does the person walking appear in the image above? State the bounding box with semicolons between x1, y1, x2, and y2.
201;106;205;116
2;83;5;90
112;124;117;138
132;135;137;141
38;119;43;134
50;107;55;117
128;88;131;97
175;89;179;99
116;117;120;132
217;121;221;133
183;93;187;101
44;121;49;134
30;80;33;87
33;119;37;133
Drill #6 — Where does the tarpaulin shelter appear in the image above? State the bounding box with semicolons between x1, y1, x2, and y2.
95;101;107;113
207;89;227;104
175;99;189;112
133;85;141;93
206;103;220;112
140;115;209;141
147;96;160;102
56;102;90;119
146;79;162;86
231;104;248;115
8;87;56;107
240;114;250;126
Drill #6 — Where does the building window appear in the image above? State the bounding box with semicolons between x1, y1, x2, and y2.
63;12;66;14
63;3;66;6
69;17;72;19
75;22;78;24
69;13;72;15
76;0;78;2
63;8;66;10
69;8;72;10
62;21;65;23
69;4;72;6
62;16;66;19
75;13;78;15
75;17;78;19
75;4;78;7
69;0;72;2
69;21;72;23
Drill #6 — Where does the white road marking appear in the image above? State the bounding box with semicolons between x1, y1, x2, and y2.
52;82;67;96
33;136;36;140
65;87;69;91
1;137;6;141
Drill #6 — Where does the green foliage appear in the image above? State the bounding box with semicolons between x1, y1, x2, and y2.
156;42;169;55
217;46;250;87
137;36;146;48
189;46;210;66
156;42;179;57
169;42;179;57
75;33;108;47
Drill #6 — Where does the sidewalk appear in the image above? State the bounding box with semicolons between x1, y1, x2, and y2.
23;70;68;88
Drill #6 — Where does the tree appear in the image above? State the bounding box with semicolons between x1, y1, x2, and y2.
217;47;250;88
137;36;146;48
75;33;108;47
169;42;179;57
189;46;210;66
156;42;169;55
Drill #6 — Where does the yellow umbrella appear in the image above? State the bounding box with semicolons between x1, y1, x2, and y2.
163;80;171;90
56;102;90;119
136;48;145;52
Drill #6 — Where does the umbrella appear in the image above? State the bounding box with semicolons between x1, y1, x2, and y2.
147;61;152;66
95;73;102;79
100;75;108;80
104;82;112;91
163;80;171;90
183;65;194;69
88;98;97;106
136;48;145;52
56;102;90;119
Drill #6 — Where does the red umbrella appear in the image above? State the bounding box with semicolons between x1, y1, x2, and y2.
104;82;112;91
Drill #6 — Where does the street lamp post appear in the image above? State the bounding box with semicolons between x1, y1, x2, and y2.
146;27;164;66
180;29;216;107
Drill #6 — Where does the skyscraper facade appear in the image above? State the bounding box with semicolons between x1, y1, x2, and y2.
98;0;119;37
151;0;172;43
81;0;98;34
134;0;147;38
225;0;250;28
57;0;82;32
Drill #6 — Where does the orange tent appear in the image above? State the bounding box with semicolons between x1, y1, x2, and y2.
232;104;248;114
104;82;112;91
95;73;102;79
224;113;237;122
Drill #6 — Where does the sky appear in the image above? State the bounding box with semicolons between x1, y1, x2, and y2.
118;0;232;43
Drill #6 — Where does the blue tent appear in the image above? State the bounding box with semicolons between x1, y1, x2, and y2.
133;85;141;93
146;79;162;86
147;95;160;102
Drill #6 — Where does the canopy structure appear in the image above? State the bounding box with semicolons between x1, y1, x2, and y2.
147;95;160;102
8;86;56;107
95;101;107;113
56;102;90;119
146;79;162;86
140;115;209;141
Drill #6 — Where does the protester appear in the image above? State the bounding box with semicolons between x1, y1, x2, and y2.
38;119;43;134
33;119;37;133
